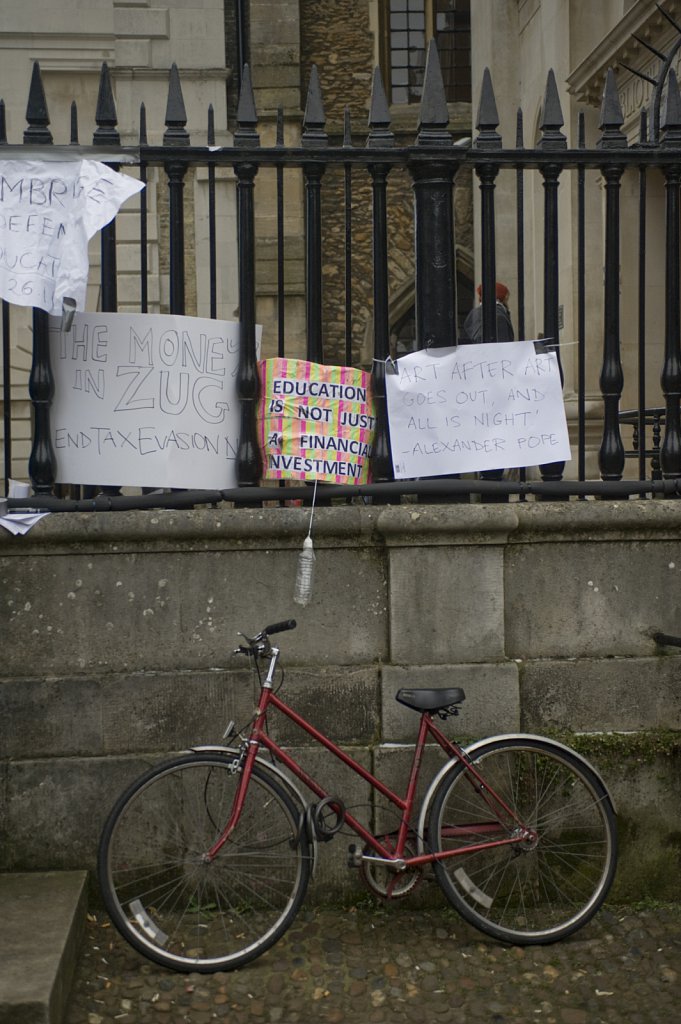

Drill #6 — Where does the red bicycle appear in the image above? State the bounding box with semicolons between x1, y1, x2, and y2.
98;619;617;973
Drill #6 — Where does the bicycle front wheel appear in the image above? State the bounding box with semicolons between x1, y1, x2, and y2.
427;737;617;945
98;753;310;972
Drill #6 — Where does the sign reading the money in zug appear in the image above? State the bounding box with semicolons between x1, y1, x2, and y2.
50;312;250;489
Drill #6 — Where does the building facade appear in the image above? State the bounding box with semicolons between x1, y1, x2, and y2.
2;0;681;484
470;0;681;475
1;1;476;481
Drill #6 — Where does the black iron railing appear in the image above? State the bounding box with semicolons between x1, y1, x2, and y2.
3;40;681;509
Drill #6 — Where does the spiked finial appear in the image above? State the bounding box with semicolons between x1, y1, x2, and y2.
207;104;215;147
70;101;79;144
474;68;501;149
139;103;148;145
661;68;681;147
597;68;627;149
93;63;120;145
163;64;190;146
516;107;524;149
24;62;52;144
302;65;328;147
235;64;260;146
343;106;352;148
538;69;566;149
367;67;393;147
416;41;451;147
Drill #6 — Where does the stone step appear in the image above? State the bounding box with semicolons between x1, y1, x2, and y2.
0;871;88;1024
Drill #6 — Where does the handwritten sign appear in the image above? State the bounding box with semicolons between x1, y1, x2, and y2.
50;312;251;489
385;341;571;478
0;159;143;314
258;358;375;483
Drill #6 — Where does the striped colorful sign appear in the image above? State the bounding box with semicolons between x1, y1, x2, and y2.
258;358;375;484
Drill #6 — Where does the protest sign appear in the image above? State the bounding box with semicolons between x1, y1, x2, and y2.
50;312;251;490
385;341;571;478
258;358;375;484
0;159;143;315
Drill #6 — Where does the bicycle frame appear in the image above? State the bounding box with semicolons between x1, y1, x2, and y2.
205;645;534;868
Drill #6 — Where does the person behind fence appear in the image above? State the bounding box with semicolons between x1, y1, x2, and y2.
461;282;514;343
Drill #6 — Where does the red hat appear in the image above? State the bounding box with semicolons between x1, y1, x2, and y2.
477;282;510;303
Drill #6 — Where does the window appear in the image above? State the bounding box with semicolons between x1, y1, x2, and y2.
385;0;471;106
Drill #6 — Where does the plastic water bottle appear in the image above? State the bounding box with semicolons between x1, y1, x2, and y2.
293;535;316;606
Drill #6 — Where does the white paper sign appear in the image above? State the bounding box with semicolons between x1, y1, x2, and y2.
49;312;252;490
0;159;144;314
386;341;571;478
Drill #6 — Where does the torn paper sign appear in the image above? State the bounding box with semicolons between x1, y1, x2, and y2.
0;512;50;536
0;159;144;315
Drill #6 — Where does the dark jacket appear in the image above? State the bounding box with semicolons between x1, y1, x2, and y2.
461;301;514;343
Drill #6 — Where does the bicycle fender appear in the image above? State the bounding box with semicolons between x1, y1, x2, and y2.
189;745;319;876
415;732;617;856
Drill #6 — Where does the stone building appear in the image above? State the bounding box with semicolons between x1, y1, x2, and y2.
1;0;475;481
471;0;681;476
2;0;681;482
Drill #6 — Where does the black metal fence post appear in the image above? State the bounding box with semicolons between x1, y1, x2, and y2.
93;63;124;498
24;63;56;494
636;110;649;485
301;66;327;365
597;69;627;485
163;64;190;316
577;112;587;484
94;63;121;312
660;69;681;481
537;70;567;488
473;67;501;340
233;65;262;487
412;41;457;350
368;67;394;485
2;299;10;494
139;104;149;314
0;98;10;493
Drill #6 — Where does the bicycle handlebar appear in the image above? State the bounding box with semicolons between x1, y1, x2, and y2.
263;619;297;636
234;619;297;656
653;632;681;648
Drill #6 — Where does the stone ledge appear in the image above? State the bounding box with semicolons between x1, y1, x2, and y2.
4;502;680;556
0;870;87;1024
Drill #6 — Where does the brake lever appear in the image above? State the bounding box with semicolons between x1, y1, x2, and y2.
233;644;255;657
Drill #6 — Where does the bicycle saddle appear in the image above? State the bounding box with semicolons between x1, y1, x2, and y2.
395;687;465;712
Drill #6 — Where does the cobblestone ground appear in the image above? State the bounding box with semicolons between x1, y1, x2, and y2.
65;901;681;1024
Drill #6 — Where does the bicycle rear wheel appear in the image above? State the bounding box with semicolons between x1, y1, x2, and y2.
98;753;310;972
427;737;617;945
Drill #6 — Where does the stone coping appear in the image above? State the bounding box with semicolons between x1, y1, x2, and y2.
3;499;680;554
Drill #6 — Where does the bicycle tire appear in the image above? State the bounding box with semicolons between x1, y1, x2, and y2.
427;736;617;945
98;752;311;972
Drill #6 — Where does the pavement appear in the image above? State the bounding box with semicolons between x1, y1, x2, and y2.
66;884;681;1024
4;870;681;1024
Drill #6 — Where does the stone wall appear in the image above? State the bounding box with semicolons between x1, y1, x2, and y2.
2;501;681;900
298;0;474;366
